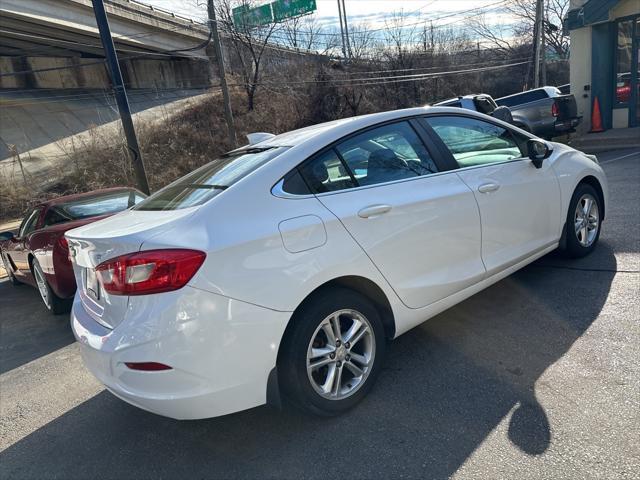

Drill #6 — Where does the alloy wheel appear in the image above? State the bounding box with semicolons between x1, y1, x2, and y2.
306;309;376;400
574;193;599;247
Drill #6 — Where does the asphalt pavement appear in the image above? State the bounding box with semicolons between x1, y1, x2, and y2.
1;149;638;480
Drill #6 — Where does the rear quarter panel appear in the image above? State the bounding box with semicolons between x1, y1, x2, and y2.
30;215;113;299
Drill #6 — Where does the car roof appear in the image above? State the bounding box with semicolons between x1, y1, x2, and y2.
253;106;464;149
38;187;140;208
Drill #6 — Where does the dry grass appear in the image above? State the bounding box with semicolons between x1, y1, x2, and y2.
0;88;310;222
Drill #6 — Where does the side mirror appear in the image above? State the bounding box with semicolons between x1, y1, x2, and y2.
0;231;15;241
527;139;553;168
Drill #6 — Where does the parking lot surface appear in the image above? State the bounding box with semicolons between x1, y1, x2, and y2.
1;149;638;480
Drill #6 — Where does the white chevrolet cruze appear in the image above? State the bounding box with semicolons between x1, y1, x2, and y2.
67;107;607;419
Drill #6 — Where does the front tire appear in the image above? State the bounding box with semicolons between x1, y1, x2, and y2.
279;287;387;416
32;258;71;315
561;183;602;258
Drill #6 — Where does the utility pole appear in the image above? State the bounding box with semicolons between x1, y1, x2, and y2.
533;0;543;88
336;0;347;58
92;0;149;195
541;3;547;86
207;0;237;149
340;0;351;59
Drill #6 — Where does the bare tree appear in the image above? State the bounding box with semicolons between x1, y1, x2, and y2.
216;0;280;110
470;0;569;58
281;15;325;51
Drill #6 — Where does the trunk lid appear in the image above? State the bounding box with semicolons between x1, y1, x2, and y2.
65;208;197;329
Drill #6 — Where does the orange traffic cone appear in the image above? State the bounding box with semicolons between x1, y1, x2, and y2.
590;96;605;133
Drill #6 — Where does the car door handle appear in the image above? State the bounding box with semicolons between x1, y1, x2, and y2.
478;182;500;193
358;204;392;218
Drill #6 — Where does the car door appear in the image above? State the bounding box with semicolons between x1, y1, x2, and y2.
9;206;43;280
294;120;485;310
424;115;561;276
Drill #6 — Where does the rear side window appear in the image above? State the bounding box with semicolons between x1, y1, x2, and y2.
44;190;144;225
136;147;288;210
427;116;524;168
298;150;357;193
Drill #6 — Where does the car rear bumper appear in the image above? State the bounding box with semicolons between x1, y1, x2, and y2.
71;286;291;420
554;117;581;133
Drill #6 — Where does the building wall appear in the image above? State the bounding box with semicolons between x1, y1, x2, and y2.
569;26;592;133
0;56;211;90
569;0;639;130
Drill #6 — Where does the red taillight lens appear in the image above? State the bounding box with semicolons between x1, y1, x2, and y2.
125;362;172;371
96;249;206;296
57;236;71;263
551;102;559;117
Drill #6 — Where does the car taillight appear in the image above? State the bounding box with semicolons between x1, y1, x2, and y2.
57;236;72;263
95;249;206;296
551;102;559;117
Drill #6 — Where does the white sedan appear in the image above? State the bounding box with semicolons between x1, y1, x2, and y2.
67;107;607;419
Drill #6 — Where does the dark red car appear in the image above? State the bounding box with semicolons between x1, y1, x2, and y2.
0;188;146;314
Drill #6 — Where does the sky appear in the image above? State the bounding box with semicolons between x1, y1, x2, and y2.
141;0;515;32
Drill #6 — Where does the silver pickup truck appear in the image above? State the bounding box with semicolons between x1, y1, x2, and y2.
435;87;581;139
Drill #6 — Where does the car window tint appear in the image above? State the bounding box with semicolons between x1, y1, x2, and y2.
335;121;437;188
298;150;357;193
427;116;524;168
19;208;41;237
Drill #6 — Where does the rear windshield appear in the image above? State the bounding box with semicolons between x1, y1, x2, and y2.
134;146;288;211
44;190;144;226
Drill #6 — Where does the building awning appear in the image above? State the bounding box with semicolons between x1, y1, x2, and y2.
564;0;622;31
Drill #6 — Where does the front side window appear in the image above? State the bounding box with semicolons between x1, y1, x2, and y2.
19;208;41;237
136;146;288;210
427;116;524;168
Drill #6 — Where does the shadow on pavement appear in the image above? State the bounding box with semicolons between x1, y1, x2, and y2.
0;280;75;375
0;242;617;479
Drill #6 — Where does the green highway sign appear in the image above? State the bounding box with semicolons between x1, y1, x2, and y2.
232;0;317;29
272;0;317;22
233;3;274;28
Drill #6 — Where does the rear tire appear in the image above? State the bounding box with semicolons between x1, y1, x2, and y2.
560;183;602;258
32;258;71;315
279;287;387;416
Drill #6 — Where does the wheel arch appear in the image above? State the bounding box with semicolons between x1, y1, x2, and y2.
275;275;396;369
268;275;396;409
577;175;606;220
